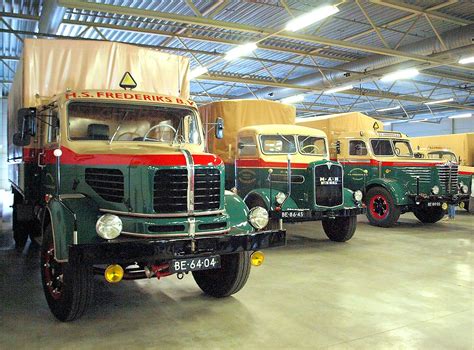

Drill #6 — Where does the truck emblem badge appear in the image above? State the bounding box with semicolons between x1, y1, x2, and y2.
319;177;339;185
119;72;137;90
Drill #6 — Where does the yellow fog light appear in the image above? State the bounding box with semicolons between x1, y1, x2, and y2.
104;264;124;283
251;251;265;267
441;202;448;210
459;202;465;209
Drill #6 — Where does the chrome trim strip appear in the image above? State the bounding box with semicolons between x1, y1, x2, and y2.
121;228;230;238
58;194;86;200
99;208;225;218
181;149;195;214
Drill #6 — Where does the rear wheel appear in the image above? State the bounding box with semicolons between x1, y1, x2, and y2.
193;252;251;298
413;207;445;224
366;187;400;227
322;216;357;242
41;224;93;321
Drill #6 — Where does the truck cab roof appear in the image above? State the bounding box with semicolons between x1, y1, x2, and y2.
239;124;327;138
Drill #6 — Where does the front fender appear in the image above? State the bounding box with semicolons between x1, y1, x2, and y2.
45;196;100;261
224;191;254;234
343;188;360;208
366;178;409;205
243;188;299;211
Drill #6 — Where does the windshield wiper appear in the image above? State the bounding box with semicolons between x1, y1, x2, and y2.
109;111;129;145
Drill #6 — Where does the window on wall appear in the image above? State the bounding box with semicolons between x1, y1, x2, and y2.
371;139;393;156
349;140;367;156
238;136;257;156
47;110;59;144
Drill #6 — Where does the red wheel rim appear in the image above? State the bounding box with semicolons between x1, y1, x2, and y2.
43;243;64;300
369;194;389;220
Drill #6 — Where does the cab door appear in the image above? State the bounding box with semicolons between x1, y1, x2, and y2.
235;134;259;197
343;139;371;191
38;107;60;198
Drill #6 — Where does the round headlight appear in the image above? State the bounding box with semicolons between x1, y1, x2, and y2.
461;184;469;194
353;190;363;202
96;214;122;240
431;185;440;195
248;206;269;230
275;192;286;205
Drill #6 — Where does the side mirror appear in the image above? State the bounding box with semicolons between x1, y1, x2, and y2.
215;117;224;139
335;141;341;154
13;132;31;146
238;141;245;149
13;108;36;146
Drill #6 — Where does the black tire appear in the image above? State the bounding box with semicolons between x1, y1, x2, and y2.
41;224;93;321
365;187;401;227
413;206;445;224
193;252;251;298
322;215;357;242
12;191;28;248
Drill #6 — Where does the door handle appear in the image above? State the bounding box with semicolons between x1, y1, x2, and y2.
38;150;46;168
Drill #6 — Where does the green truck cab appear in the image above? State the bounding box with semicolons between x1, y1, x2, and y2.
200;100;365;243
414;148;473;211
7;39;285;321
297;113;470;227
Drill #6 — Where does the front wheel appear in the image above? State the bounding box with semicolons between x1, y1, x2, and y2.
193;252;251;298
322;216;357;242
413;207;445;223
41;224;93;321
365;187;400;227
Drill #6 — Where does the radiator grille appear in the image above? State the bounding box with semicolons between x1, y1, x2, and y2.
399;167;432;184
153;168;221;213
85;168;124;203
314;163;343;207
194;168;221;211
437;163;458;194
153;169;188;213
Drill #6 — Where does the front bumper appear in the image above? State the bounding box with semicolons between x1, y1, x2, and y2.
410;193;470;206
69;229;286;265
271;207;365;222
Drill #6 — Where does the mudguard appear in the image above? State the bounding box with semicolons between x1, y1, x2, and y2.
243;188;299;211
343;188;360;208
366;178;410;205
224;190;254;234
45;196;100;261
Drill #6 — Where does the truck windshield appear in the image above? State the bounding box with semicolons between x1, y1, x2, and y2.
68;102;201;144
371;139;413;157
297;136;327;156
260;135;296;154
427;151;457;162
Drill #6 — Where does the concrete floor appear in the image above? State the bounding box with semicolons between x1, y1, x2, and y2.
0;206;472;349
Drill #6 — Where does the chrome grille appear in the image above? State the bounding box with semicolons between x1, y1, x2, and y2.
399;167;431;184
437;163;458;194
314;163;343;207
153;168;221;213
85;168;124;203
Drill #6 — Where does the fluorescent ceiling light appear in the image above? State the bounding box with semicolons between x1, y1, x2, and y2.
281;94;305;104
381;68;419;82
285;5;339;32
448;113;472;119
424;98;454;105
324;84;353;94
459;56;474;65
383;122;391;126
189;66;208;79
409;118;428;123
377;106;401;112
224;42;258;61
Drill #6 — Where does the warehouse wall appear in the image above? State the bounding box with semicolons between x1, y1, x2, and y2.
0;97;8;190
388;116;474;137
